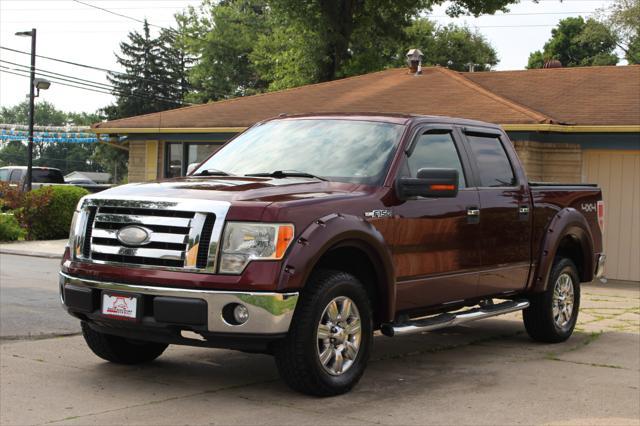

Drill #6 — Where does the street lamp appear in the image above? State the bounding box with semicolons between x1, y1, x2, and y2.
15;28;38;192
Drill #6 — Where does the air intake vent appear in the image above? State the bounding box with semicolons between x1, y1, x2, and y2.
82;207;97;258
196;214;216;269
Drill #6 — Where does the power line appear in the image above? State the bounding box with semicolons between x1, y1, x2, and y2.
0;61;189;105
71;0;166;30
0;68;189;106
69;0;204;42
0;46;190;92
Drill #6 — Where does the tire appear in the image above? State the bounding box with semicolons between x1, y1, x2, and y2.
81;322;168;364
523;258;581;343
274;269;373;396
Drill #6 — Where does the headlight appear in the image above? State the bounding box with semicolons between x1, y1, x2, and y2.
219;222;294;274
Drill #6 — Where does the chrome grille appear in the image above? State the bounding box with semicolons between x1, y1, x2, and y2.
72;197;231;273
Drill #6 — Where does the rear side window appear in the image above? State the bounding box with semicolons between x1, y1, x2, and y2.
32;169;64;183
0;169;9;182
407;132;466;188
466;134;516;187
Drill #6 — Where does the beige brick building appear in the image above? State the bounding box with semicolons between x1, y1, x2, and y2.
92;65;640;281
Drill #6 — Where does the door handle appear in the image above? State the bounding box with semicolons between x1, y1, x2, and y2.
467;206;480;224
518;205;530;220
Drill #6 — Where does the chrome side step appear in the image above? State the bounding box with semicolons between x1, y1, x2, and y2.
380;299;530;337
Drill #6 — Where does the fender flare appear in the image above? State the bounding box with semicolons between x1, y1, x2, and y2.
277;213;396;322
530;207;595;293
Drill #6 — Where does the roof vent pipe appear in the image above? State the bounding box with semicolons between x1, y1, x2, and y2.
406;49;423;75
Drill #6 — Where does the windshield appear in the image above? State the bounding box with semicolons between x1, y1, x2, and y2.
194;119;405;185
0;169;9;182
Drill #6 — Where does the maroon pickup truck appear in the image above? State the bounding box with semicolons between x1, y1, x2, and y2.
60;114;605;396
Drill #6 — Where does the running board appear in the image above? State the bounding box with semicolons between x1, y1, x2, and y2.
380;300;530;337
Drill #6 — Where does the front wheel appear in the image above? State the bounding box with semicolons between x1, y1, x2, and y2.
274;270;373;396
523;258;581;343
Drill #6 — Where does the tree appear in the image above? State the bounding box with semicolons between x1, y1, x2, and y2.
179;0;270;103
527;17;618;68
182;0;509;100
1;101;67;126
104;20;184;120
405;21;498;71
269;0;516;82
600;0;640;64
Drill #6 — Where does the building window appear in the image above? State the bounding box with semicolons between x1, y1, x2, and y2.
164;142;223;178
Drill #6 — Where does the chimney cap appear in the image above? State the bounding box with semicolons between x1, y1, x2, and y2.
543;59;562;68
406;48;424;60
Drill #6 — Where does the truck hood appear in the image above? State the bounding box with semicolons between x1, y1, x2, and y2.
89;176;364;205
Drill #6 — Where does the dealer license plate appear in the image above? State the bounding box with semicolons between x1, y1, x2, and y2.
102;293;138;320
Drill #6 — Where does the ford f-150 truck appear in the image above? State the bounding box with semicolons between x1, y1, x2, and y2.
60;113;605;396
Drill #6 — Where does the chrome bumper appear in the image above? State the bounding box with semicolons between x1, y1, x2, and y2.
59;272;298;335
595;254;606;279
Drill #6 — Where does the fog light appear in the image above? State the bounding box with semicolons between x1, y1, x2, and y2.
233;304;249;324
222;303;250;325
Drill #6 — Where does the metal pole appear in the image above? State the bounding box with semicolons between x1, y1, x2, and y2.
26;28;36;192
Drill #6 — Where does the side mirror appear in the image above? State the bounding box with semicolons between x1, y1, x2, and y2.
396;168;459;199
186;163;199;176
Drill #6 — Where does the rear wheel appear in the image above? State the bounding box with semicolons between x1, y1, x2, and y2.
523;258;580;343
81;322;168;364
274;270;373;396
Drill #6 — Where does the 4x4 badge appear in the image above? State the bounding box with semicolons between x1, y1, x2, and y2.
364;209;392;219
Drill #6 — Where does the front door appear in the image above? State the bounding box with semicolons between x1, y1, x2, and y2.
393;127;482;313
462;129;532;296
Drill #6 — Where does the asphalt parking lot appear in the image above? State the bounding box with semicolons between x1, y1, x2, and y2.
1;254;639;425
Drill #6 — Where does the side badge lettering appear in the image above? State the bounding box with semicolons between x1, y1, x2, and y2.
365;209;392;219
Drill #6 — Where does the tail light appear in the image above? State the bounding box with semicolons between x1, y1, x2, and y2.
597;200;605;234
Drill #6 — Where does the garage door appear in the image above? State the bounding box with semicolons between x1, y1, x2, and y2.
582;150;640;282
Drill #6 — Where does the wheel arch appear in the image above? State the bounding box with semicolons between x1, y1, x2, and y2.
530;207;595;293
278;213;396;323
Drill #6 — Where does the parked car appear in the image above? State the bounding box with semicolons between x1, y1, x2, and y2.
0;166;111;193
59;114;605;396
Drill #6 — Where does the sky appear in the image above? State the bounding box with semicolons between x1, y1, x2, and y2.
0;0;617;115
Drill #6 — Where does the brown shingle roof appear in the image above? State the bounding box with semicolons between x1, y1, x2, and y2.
94;65;640;130
464;65;640;126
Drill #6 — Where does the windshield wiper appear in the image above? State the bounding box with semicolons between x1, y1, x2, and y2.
245;170;328;181
193;168;233;176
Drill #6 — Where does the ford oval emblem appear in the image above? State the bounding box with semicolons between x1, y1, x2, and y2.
116;225;152;246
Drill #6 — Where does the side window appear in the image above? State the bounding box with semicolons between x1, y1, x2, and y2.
9;170;22;183
407;132;466;188
466;134;516;187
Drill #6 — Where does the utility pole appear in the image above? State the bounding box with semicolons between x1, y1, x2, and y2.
16;28;37;192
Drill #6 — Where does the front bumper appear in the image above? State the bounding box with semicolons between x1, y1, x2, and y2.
59;272;298;336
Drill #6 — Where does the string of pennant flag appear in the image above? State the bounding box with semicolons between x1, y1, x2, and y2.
0;124;110;144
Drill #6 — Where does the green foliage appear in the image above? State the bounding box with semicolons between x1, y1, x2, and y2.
182;1;502;99
527;17;618;68
0;101;101;126
91;144;128;184
407;21;498;71
267;0;513;82
0;213;25;241
180;0;270;103
17;186;88;240
600;0;640;64
104;20;192;119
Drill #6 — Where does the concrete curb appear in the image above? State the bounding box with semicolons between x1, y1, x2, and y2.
0;249;62;259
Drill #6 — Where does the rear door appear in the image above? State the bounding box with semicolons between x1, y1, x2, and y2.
393;125;482;312
460;127;532;296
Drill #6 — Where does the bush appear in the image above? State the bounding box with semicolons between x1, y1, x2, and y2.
18;186;88;240
0;213;25;241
